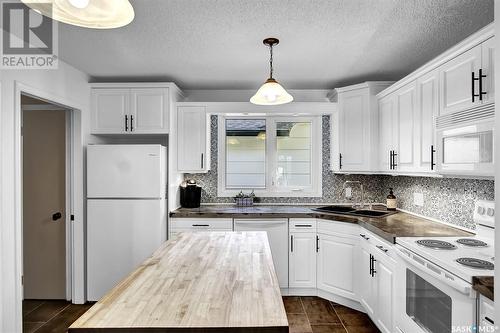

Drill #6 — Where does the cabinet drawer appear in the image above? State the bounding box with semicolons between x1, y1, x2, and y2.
290;218;316;232
170;218;233;230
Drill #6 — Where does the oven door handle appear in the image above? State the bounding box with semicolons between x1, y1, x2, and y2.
394;245;472;296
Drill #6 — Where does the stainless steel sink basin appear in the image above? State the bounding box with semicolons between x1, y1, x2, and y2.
313;206;393;218
313;206;356;214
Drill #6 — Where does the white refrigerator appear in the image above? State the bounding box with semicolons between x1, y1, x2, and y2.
86;144;167;301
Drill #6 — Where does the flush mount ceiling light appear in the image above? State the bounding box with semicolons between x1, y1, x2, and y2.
250;38;293;106
21;0;135;29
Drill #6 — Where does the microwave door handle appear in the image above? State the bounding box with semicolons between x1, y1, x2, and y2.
394;246;471;296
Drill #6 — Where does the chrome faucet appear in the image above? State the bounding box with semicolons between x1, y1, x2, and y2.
340;181;365;209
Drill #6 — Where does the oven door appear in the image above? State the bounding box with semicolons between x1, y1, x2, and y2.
436;119;494;176
394;245;476;333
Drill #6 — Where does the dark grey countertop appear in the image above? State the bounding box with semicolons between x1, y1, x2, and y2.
170;204;472;243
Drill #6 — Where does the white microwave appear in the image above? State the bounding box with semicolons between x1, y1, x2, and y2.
436;106;494;177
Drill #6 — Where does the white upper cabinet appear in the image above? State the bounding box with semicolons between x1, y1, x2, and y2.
91;83;181;135
439;45;482;115
130;88;169;134
415;69;439;172
177;105;210;173
393;81;417;172
331;82;392;172
481;37;495;104
91;89;129;134
378;94;395;172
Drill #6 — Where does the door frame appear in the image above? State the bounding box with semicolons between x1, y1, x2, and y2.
13;81;85;324
21;103;73;300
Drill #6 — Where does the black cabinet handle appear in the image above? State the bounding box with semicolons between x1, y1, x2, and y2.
295;224;312;228
485;317;494;325
369;254;373;276
125;115;128;131
130;115;134;131
376;245;388;253
339;153;343;170
370;255;377;277
478;68;487;101
290;235;294;253
430;145;436;170
472;71;477;102
192;224;209;227
392;151;398;169
201;153;204;169
316;235;319;252
52;212;62;221
390;150;394;170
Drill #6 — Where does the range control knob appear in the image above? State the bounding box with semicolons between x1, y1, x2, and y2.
487;208;495;217
477;206;486;215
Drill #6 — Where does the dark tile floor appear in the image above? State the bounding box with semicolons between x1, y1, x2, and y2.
23;297;379;333
23;300;93;333
284;296;380;333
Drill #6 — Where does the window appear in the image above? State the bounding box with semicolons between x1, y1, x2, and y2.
218;116;322;197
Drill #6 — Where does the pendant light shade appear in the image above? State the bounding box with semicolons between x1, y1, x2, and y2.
250;78;293;105
21;0;135;29
250;38;293;106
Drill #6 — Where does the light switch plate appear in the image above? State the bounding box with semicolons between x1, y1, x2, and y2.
413;192;424;207
345;187;352;199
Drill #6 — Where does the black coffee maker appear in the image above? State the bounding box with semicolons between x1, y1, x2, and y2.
180;179;201;208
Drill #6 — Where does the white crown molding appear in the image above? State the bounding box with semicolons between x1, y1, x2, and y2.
327;81;394;102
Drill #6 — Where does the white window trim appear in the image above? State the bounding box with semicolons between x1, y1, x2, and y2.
217;115;322;198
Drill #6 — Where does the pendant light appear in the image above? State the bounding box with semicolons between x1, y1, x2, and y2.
21;0;135;29
250;38;293;105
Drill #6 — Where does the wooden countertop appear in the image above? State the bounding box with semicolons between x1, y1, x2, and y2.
473;276;494;301
69;232;288;333
170;205;472;243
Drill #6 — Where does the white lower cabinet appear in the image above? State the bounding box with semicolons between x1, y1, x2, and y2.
169;218;233;238
358;232;396;333
317;233;358;300
289;232;317;289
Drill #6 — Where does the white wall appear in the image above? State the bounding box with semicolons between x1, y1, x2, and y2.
495;1;500;322
183;89;331;102
0;60;91;332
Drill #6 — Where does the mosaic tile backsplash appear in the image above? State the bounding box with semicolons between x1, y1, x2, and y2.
185;115;494;230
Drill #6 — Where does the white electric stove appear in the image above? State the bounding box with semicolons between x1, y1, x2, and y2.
394;200;495;333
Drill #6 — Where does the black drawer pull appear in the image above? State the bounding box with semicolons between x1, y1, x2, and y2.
295;224;312;227
192;224;209;227
485;317;494;325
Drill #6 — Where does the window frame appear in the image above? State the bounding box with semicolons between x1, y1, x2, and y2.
217;115;322;198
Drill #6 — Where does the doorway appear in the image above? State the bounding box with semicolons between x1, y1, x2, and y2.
21;94;71;301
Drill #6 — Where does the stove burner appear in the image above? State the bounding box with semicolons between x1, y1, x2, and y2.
456;238;488;247
456;258;494;270
416;239;457;250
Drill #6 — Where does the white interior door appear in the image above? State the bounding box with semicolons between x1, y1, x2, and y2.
87;145;164;198
87;199;165;301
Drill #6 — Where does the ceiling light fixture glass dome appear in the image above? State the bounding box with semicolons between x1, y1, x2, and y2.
250;38;293;106
21;0;135;29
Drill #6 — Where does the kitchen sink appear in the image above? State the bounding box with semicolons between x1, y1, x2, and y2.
313;206;393;218
313;205;356;214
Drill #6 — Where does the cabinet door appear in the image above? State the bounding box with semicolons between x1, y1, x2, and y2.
416;69;439;172
375;255;395;333
177;106;208;172
91;89;129;134
130;88;169;134
439;45;482;115
378;95;395;171
394;82;417;172
358;243;376;319
481;37;495;105
317;233;357;300
289;232;316;289
339;90;368;171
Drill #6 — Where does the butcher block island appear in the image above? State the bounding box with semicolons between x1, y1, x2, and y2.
69;232;288;333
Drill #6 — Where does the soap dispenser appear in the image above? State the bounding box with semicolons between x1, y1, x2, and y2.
386;188;397;211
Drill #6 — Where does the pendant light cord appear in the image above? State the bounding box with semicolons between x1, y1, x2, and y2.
269;44;274;79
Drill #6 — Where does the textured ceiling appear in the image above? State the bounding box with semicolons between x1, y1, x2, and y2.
57;0;494;89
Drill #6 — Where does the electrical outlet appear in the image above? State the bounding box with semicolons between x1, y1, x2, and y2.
345;187;352;199
413;192;424;207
